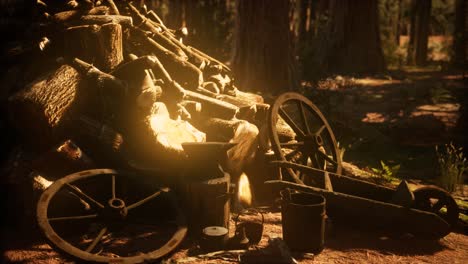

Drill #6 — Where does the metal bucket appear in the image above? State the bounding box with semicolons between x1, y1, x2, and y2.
281;189;326;253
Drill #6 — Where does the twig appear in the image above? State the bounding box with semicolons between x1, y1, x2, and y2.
167;250;247;263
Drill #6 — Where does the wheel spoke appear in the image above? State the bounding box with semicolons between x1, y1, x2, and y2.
316;150;338;166
66;192;91;210
285;149;301;160
85;227;107;253
66;183;104;209
280;141;304;147
48;214;98;222
297;101;311;134
315;125;326;136
297;154;309;180
279;107;305;138
126;188;169;211
312;154;324;170
112;175;116;199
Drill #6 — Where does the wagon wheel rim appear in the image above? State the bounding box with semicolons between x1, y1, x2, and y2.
37;169;187;263
268;92;342;184
412;186;459;229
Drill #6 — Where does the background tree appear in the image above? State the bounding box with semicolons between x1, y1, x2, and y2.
379;0;404;67
294;0;311;47
166;0;184;30
407;0;432;65
231;0;296;94
453;0;467;67
313;0;386;75
165;0;234;61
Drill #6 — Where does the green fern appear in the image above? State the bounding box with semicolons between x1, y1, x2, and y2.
371;161;400;183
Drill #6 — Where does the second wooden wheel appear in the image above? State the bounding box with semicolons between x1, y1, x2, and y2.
36;169;187;263
268;92;342;185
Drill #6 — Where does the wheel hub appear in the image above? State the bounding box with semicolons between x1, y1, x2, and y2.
314;135;323;146
267;92;342;183
105;198;128;220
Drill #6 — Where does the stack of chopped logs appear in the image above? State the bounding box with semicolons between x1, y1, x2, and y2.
6;0;281;182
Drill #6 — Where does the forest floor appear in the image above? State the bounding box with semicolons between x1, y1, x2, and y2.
306;66;467;181
1;66;467;263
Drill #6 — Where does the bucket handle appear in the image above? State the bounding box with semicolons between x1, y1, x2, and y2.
234;208;265;230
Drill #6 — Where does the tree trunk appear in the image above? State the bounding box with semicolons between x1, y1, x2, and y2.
453;0;467;67
64;23;124;72
407;0;432;66
396;0;402;46
167;0;184;29
231;0;296;94
295;0;311;57
297;0;310;43
312;0;329;36
317;0;386;75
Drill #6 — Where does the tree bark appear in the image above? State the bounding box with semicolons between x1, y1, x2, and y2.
8;65;99;149
52;6;110;25
231;0;296;94
317;0;386;75
453;0;467;67
64;23;124;72
70;15;133;27
407;0;432;66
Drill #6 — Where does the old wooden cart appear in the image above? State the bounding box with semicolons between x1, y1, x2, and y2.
265;92;459;240
36;92;460;263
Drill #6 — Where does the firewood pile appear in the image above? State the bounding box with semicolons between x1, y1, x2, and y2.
4;0;279;182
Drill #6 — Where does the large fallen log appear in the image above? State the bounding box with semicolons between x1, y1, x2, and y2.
64;23;124;72
8;64;90;149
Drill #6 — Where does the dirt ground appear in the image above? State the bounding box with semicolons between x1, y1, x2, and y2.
2;67;467;263
2;209;467;264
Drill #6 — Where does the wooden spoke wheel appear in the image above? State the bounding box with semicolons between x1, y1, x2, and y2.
37;169;187;263
268;92;342;185
412;186;460;229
